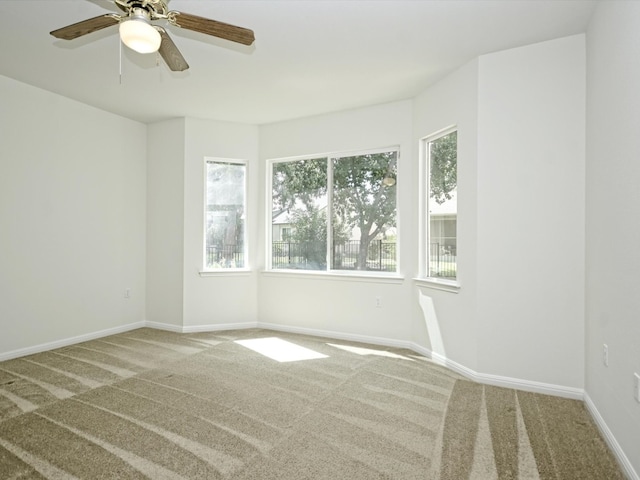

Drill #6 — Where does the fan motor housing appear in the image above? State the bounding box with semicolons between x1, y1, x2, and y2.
116;0;169;19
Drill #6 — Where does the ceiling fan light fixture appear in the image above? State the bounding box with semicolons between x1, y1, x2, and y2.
50;0;255;72
119;16;161;54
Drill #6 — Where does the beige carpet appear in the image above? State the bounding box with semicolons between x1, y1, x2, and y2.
0;328;625;479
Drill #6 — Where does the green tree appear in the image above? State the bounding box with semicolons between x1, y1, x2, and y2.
272;158;326;213
429;131;457;205
271;152;398;271
272;158;327;269
332;152;397;270
289;207;327;268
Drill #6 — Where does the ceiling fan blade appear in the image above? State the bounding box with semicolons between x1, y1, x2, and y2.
50;14;120;40
156;28;189;72
169;12;255;46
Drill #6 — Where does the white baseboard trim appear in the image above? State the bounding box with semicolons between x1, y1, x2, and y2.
408;342;583;400
0;321;146;362
585;393;639;480
143;321;258;333
258;323;583;399
409;343;478;376
181;322;259;333
143;321;184;333
475;372;583;400
0;320;585;401
257;322;413;350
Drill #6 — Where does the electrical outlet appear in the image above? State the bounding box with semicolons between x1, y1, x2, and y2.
375;297;382;308
634;373;640;403
603;344;608;367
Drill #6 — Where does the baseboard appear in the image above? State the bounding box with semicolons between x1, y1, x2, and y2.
143;321;183;333
258;322;413;350
408;341;583;400
256;323;584;400
181;321;259;333
143;321;259;333
476;372;583;399
0;319;585;402
0;321;145;362
585;393;639;480
409;342;478;376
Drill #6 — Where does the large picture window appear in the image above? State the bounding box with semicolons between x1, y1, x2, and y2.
270;149;398;273
423;128;457;280
204;159;246;270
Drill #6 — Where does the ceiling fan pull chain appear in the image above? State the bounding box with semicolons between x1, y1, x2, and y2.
119;35;123;85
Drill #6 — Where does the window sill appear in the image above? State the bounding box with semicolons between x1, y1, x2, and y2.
199;269;252;277
262;269;404;284
414;277;460;293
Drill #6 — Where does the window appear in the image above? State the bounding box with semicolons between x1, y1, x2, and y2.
204;159;246;269
270;149;398;273
423;129;457;280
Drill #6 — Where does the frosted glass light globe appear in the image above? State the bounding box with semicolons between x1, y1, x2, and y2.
119;18;161;54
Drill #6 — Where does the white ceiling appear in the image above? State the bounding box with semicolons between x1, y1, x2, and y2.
0;0;597;125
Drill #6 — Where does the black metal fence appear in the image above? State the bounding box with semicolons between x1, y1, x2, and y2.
206;244;244;268
272;241;327;270
206;241;455;275
429;242;457;278
272;240;397;271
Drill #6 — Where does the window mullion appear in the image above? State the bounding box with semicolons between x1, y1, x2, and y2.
327;157;333;271
266;160;274;270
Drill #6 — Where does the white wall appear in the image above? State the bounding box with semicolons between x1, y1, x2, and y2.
182;118;259;328
586;1;640;476
412;59;480;371
146;118;185;328
146;117;260;330
257;40;588;391
0;74;146;355
476;35;586;390
411;36;586;393
258;101;414;341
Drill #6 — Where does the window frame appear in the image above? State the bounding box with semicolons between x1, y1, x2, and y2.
266;146;401;277
419;126;460;291
202;157;249;273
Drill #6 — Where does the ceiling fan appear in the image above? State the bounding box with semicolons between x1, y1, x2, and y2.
50;0;255;72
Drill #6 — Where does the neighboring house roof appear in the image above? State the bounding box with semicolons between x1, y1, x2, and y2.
272;208;291;225
272;197;328;225
429;192;457;216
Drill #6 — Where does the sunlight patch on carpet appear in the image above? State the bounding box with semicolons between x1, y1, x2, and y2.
326;343;413;360
235;338;328;362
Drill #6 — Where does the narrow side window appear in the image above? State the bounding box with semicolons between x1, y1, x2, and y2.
205;160;246;270
425;130;457;280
